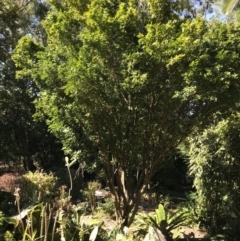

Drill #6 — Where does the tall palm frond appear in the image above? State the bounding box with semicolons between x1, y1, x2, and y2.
214;0;240;15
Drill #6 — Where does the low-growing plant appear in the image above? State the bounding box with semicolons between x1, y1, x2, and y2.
96;197;115;217
158;194;173;209
107;226;133;241
83;181;102;213
15;170;58;205
141;192;158;205
0;211;5;240
0;211;4;226
2;156;115;241
172;192;204;229
4;230;15;241
0;191;15;216
4;187;104;241
134;204;189;241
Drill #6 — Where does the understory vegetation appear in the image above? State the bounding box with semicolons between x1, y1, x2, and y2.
0;168;203;241
0;157;239;241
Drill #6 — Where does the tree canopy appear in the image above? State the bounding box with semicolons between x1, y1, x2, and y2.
13;0;240;225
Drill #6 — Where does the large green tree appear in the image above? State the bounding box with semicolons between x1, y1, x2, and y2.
13;0;240;226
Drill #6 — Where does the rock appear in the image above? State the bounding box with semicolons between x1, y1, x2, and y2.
95;189;111;199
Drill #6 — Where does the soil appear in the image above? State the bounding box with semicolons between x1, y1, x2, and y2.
177;226;209;240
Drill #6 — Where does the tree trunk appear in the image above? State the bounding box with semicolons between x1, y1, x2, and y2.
105;163;148;227
23;158;36;172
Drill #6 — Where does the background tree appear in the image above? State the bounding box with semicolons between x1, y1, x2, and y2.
13;0;240;226
0;0;63;170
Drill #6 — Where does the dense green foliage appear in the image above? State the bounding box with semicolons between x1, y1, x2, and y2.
13;0;240;226
16;170;58;204
1;0;240;238
181;114;240;239
0;0;63;169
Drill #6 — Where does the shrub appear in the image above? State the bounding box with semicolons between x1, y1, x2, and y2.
15;170;58;205
83;181;101;213
180;114;240;238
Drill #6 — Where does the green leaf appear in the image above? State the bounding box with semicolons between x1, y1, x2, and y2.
155;204;166;225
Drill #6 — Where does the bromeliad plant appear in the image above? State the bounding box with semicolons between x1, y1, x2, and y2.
135;204;188;241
